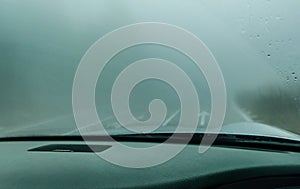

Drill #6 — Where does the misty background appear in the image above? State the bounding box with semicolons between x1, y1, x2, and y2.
0;0;299;136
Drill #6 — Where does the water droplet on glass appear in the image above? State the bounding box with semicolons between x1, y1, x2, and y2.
267;54;271;58
265;18;269;24
294;77;298;81
241;28;246;34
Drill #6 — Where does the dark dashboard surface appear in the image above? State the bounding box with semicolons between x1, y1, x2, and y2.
1;140;300;189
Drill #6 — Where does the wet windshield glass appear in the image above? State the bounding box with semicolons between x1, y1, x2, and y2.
0;0;299;138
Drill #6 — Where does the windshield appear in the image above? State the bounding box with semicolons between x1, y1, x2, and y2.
0;0;299;140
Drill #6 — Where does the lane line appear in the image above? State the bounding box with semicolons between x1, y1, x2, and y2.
162;109;180;126
235;105;253;122
62;115;113;135
3;114;73;134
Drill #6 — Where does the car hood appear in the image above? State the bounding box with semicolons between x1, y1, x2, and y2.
1;114;300;141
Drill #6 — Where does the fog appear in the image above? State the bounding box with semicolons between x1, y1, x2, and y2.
0;0;299;136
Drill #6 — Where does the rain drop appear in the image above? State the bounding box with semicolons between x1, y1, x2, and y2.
241;28;246;34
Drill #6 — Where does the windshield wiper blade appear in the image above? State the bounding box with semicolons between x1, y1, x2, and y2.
0;133;300;153
202;134;300;153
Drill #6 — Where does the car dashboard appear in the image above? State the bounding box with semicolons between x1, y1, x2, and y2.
1;139;300;189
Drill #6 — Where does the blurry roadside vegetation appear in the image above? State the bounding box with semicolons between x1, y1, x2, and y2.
235;85;300;135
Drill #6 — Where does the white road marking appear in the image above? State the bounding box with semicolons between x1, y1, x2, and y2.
62;115;113;135
199;111;210;126
4;114;73;134
235;107;253;122
162;109;180;126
